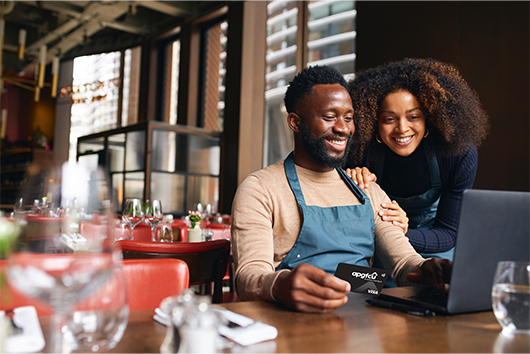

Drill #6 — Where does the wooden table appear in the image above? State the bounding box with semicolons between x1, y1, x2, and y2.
38;293;530;353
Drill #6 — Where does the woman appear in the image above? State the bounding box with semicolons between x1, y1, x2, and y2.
346;58;489;264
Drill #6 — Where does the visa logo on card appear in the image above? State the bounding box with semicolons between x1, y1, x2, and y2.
334;263;389;295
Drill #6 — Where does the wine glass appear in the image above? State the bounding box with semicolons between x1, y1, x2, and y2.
122;199;144;238
63;262;129;352
6;161;124;354
33;197;49;214
144;199;163;241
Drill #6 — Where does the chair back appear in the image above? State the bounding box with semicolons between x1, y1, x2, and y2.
79;221;109;241
123;258;189;310
80;221;152;242
116;239;230;303
130;223;152;241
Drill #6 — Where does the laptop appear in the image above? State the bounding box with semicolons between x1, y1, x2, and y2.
376;189;530;315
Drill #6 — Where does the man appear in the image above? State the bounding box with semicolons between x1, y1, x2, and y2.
231;65;451;313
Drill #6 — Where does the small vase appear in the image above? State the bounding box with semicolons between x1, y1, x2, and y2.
188;225;202;242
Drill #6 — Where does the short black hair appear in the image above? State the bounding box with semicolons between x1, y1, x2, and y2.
284;65;348;114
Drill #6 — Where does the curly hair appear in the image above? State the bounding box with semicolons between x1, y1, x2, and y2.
347;58;490;167
284;65;348;114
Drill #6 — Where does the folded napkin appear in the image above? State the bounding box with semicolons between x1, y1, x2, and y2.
154;307;171;326
1;306;45;353
153;307;277;347
215;308;278;347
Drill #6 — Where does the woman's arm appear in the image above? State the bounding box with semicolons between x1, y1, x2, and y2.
406;147;478;253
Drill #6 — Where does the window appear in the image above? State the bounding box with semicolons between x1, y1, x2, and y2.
68;48;141;162
122;46;141;126
307;0;356;79
162;39;181;125
263;1;299;167
263;0;356;166
200;19;228;132
69;51;121;162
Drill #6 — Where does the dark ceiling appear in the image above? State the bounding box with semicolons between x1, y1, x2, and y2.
2;1;229;76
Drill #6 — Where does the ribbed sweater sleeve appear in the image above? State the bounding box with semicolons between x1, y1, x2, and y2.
406;147;478;252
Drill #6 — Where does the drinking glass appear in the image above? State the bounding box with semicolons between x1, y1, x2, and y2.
6;161;123;353
64;263;129;352
122;199;144;237
492;261;530;335
144;200;163;241
155;224;174;242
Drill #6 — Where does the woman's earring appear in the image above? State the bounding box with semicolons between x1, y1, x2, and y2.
376;134;383;143
423;129;429;138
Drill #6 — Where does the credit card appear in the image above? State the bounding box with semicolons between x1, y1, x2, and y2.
334;263;389;295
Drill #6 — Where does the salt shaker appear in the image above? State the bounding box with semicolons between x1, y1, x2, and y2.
160;290;195;353
176;294;220;353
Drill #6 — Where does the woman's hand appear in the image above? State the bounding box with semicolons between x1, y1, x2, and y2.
344;167;376;189
379;200;409;234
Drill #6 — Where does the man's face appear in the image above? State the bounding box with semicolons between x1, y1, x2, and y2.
293;84;354;170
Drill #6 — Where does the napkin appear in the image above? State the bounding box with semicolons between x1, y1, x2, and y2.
215;309;278;347
153;307;171;326
153;307;278;346
1;306;45;353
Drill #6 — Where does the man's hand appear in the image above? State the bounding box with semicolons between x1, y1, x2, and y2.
405;258;453;290
344;167;376;189
378;200;409;234
272;264;351;313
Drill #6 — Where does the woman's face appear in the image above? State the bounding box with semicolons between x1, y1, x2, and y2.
378;90;426;157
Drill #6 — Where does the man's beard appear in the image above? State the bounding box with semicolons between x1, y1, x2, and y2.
299;120;352;169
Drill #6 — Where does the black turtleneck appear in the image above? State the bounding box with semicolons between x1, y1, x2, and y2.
364;144;478;253
380;144;431;198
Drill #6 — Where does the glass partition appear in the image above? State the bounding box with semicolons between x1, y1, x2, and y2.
78;137;105;155
108;133;126;172
152;130;177;172
77;121;221;216
125;131;146;171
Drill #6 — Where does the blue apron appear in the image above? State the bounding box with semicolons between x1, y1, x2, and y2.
277;152;375;274
373;151;454;287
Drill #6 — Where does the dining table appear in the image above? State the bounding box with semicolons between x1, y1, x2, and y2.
36;292;529;353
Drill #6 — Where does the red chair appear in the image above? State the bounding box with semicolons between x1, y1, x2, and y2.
1;257;190;314
116;239;230;304
80;221;152;242
122;258;189;310
79;221;109;241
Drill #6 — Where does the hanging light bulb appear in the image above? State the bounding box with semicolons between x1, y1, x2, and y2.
38;45;47;88
51;56;59;98
18;28;26;60
129;2;137;15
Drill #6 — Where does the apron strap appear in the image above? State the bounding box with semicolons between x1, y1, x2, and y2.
338;168;366;204
427;151;442;188
284;152;366;206
284;152;307;206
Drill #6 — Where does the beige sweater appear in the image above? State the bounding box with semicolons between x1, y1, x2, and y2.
231;160;425;301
